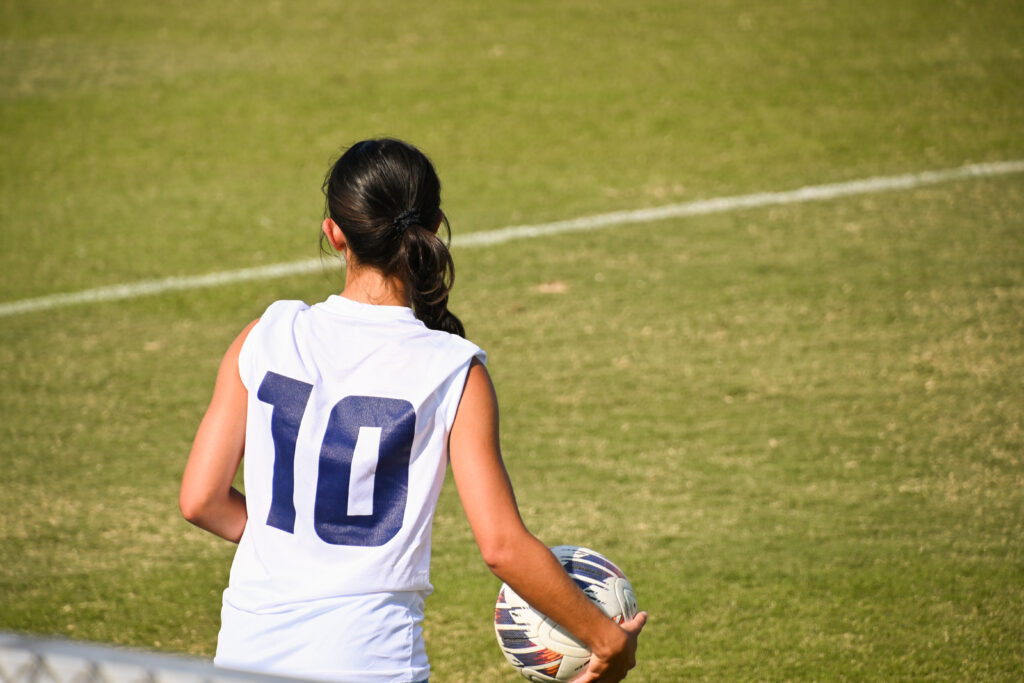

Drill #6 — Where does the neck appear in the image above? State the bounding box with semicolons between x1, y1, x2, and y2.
340;263;409;307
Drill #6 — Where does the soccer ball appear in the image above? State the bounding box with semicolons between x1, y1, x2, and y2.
493;545;638;682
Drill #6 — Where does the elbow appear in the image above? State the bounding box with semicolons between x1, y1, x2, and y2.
479;543;509;574
179;487;211;525
478;532;529;578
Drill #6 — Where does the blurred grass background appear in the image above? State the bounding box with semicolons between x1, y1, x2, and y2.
1;0;1022;680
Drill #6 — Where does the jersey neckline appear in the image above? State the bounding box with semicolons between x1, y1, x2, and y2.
315;294;420;323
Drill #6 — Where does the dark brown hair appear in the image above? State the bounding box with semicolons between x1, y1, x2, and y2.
322;139;465;337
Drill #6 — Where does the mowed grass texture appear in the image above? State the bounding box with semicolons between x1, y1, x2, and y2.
2;1;1023;681
1;0;1021;301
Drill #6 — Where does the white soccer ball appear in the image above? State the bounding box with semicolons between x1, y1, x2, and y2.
493;545;639;682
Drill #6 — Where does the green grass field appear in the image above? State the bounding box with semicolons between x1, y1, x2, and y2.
2;1;1022;680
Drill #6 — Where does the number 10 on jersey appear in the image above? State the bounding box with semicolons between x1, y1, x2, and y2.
256;371;415;547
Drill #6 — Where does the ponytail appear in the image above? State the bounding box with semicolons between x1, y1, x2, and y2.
395;215;465;337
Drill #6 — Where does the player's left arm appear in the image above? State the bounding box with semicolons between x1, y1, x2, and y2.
179;320;257;543
449;360;646;680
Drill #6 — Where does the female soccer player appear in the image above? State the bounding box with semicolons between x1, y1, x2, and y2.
179;138;646;683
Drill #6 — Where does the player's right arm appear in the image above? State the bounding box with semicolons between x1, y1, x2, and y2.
448;359;646;682
179;320;257;543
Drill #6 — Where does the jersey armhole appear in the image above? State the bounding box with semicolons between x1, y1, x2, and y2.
236;300;310;392
236;319;262;393
442;350;487;432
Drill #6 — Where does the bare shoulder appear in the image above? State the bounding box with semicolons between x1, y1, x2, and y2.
452;357;499;440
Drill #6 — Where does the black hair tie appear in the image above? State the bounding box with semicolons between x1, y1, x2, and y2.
393;209;420;236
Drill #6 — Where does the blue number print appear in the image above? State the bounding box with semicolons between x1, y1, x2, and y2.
316;396;415;546
256;372;414;546
256;372;312;534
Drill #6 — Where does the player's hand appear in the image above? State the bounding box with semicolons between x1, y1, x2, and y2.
572;611;648;682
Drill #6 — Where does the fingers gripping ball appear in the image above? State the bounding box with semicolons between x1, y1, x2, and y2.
494;546;639;682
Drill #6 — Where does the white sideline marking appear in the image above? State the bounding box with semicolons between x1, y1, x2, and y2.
2;160;1022;318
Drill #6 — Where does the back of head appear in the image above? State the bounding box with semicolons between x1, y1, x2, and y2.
323;138;465;337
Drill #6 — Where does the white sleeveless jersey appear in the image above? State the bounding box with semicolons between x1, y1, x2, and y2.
215;295;483;682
